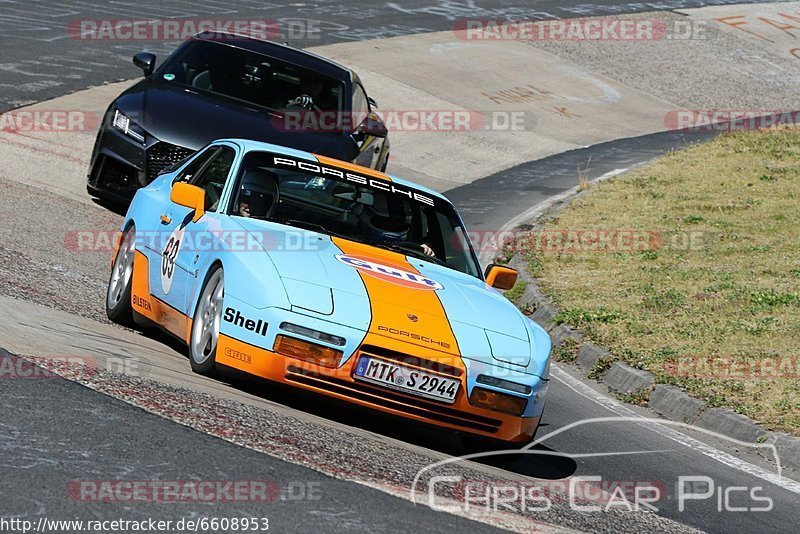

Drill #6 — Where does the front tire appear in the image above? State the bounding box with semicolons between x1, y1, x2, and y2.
106;225;136;325
189;266;225;375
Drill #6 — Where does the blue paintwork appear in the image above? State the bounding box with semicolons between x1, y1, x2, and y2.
122;138;552;417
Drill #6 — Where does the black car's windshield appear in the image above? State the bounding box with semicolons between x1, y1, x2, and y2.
230;151;482;278
158;40;345;114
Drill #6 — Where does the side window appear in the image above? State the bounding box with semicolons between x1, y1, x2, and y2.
189;147;236;212
174;147;216;183
436;212;478;277
351;83;369;129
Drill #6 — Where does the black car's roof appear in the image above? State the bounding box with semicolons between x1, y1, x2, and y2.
195;31;352;83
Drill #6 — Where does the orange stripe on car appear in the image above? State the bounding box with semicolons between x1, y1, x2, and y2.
332;237;461;366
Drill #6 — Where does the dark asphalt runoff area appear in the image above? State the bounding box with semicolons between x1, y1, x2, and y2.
448;129;719;231
2;1;799;533
0;0;783;109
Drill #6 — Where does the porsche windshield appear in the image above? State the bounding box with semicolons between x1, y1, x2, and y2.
158;40;345;114
230;152;482;278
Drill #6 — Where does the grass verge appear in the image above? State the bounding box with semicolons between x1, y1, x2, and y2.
526;127;800;434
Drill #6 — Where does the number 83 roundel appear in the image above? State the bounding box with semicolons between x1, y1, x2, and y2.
161;225;185;294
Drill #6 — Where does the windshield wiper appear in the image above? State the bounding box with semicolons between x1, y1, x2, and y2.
276;219;354;242
275;220;447;266
278;218;328;234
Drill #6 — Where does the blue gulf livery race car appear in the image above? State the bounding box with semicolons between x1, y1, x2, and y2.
106;139;551;445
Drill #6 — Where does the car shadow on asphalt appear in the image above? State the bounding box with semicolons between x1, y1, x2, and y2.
211;365;578;481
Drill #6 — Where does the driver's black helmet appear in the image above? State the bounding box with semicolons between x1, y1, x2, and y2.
238;169;278;219
364;199;408;242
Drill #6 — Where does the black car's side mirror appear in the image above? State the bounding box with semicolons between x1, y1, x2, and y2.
356;114;388;138
133;52;156;77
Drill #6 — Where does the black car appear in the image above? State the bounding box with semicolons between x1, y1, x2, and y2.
87;32;390;203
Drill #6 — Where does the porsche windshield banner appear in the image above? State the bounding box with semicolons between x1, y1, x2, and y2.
271;155;437;207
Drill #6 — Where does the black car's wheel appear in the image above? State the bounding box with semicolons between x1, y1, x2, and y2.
106;225;136;325
189;266;225;375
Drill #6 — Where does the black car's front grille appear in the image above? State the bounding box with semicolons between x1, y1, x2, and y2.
95;156;139;194
145;142;194;183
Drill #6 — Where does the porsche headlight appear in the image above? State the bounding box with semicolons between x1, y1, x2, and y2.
111;109;145;143
476;374;532;395
469;387;527;415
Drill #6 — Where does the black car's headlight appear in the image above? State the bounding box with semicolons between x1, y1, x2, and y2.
111;109;146;143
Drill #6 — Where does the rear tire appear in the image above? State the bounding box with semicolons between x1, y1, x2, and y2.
189;266;225;376
106;225;136;326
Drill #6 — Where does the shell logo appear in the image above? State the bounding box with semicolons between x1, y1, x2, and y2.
335;254;443;290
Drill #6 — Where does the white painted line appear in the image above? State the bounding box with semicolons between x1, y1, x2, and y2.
501;167;629;234
551;367;800;495
478;166;632;266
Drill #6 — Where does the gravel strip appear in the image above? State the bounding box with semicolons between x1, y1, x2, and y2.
39;363;699;534
0;177;121;324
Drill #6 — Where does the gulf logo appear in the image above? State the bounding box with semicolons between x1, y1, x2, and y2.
335;254;444;290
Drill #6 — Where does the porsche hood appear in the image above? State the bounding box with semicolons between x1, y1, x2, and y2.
233;218;537;369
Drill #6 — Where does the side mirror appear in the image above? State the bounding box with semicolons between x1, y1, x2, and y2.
484;264;518;290
367;96;378;109
170;183;206;223
357;114;388;138
133;52;156;77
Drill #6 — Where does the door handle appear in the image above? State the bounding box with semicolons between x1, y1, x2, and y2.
160;214;172;225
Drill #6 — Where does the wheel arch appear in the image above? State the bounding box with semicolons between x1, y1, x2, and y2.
188;258;225;318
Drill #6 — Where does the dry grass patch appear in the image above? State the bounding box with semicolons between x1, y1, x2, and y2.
528;128;800;435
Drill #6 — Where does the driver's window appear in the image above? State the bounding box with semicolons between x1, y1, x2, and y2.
351;83;369;129
190;147;235;213
174;147;216;183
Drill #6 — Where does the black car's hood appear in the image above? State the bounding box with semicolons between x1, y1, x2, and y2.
115;79;356;160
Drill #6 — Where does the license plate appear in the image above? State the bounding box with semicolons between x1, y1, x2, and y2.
353;356;460;404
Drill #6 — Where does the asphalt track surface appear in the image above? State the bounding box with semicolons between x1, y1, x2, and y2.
1;1;799;533
0;350;501;534
0;0;787;109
